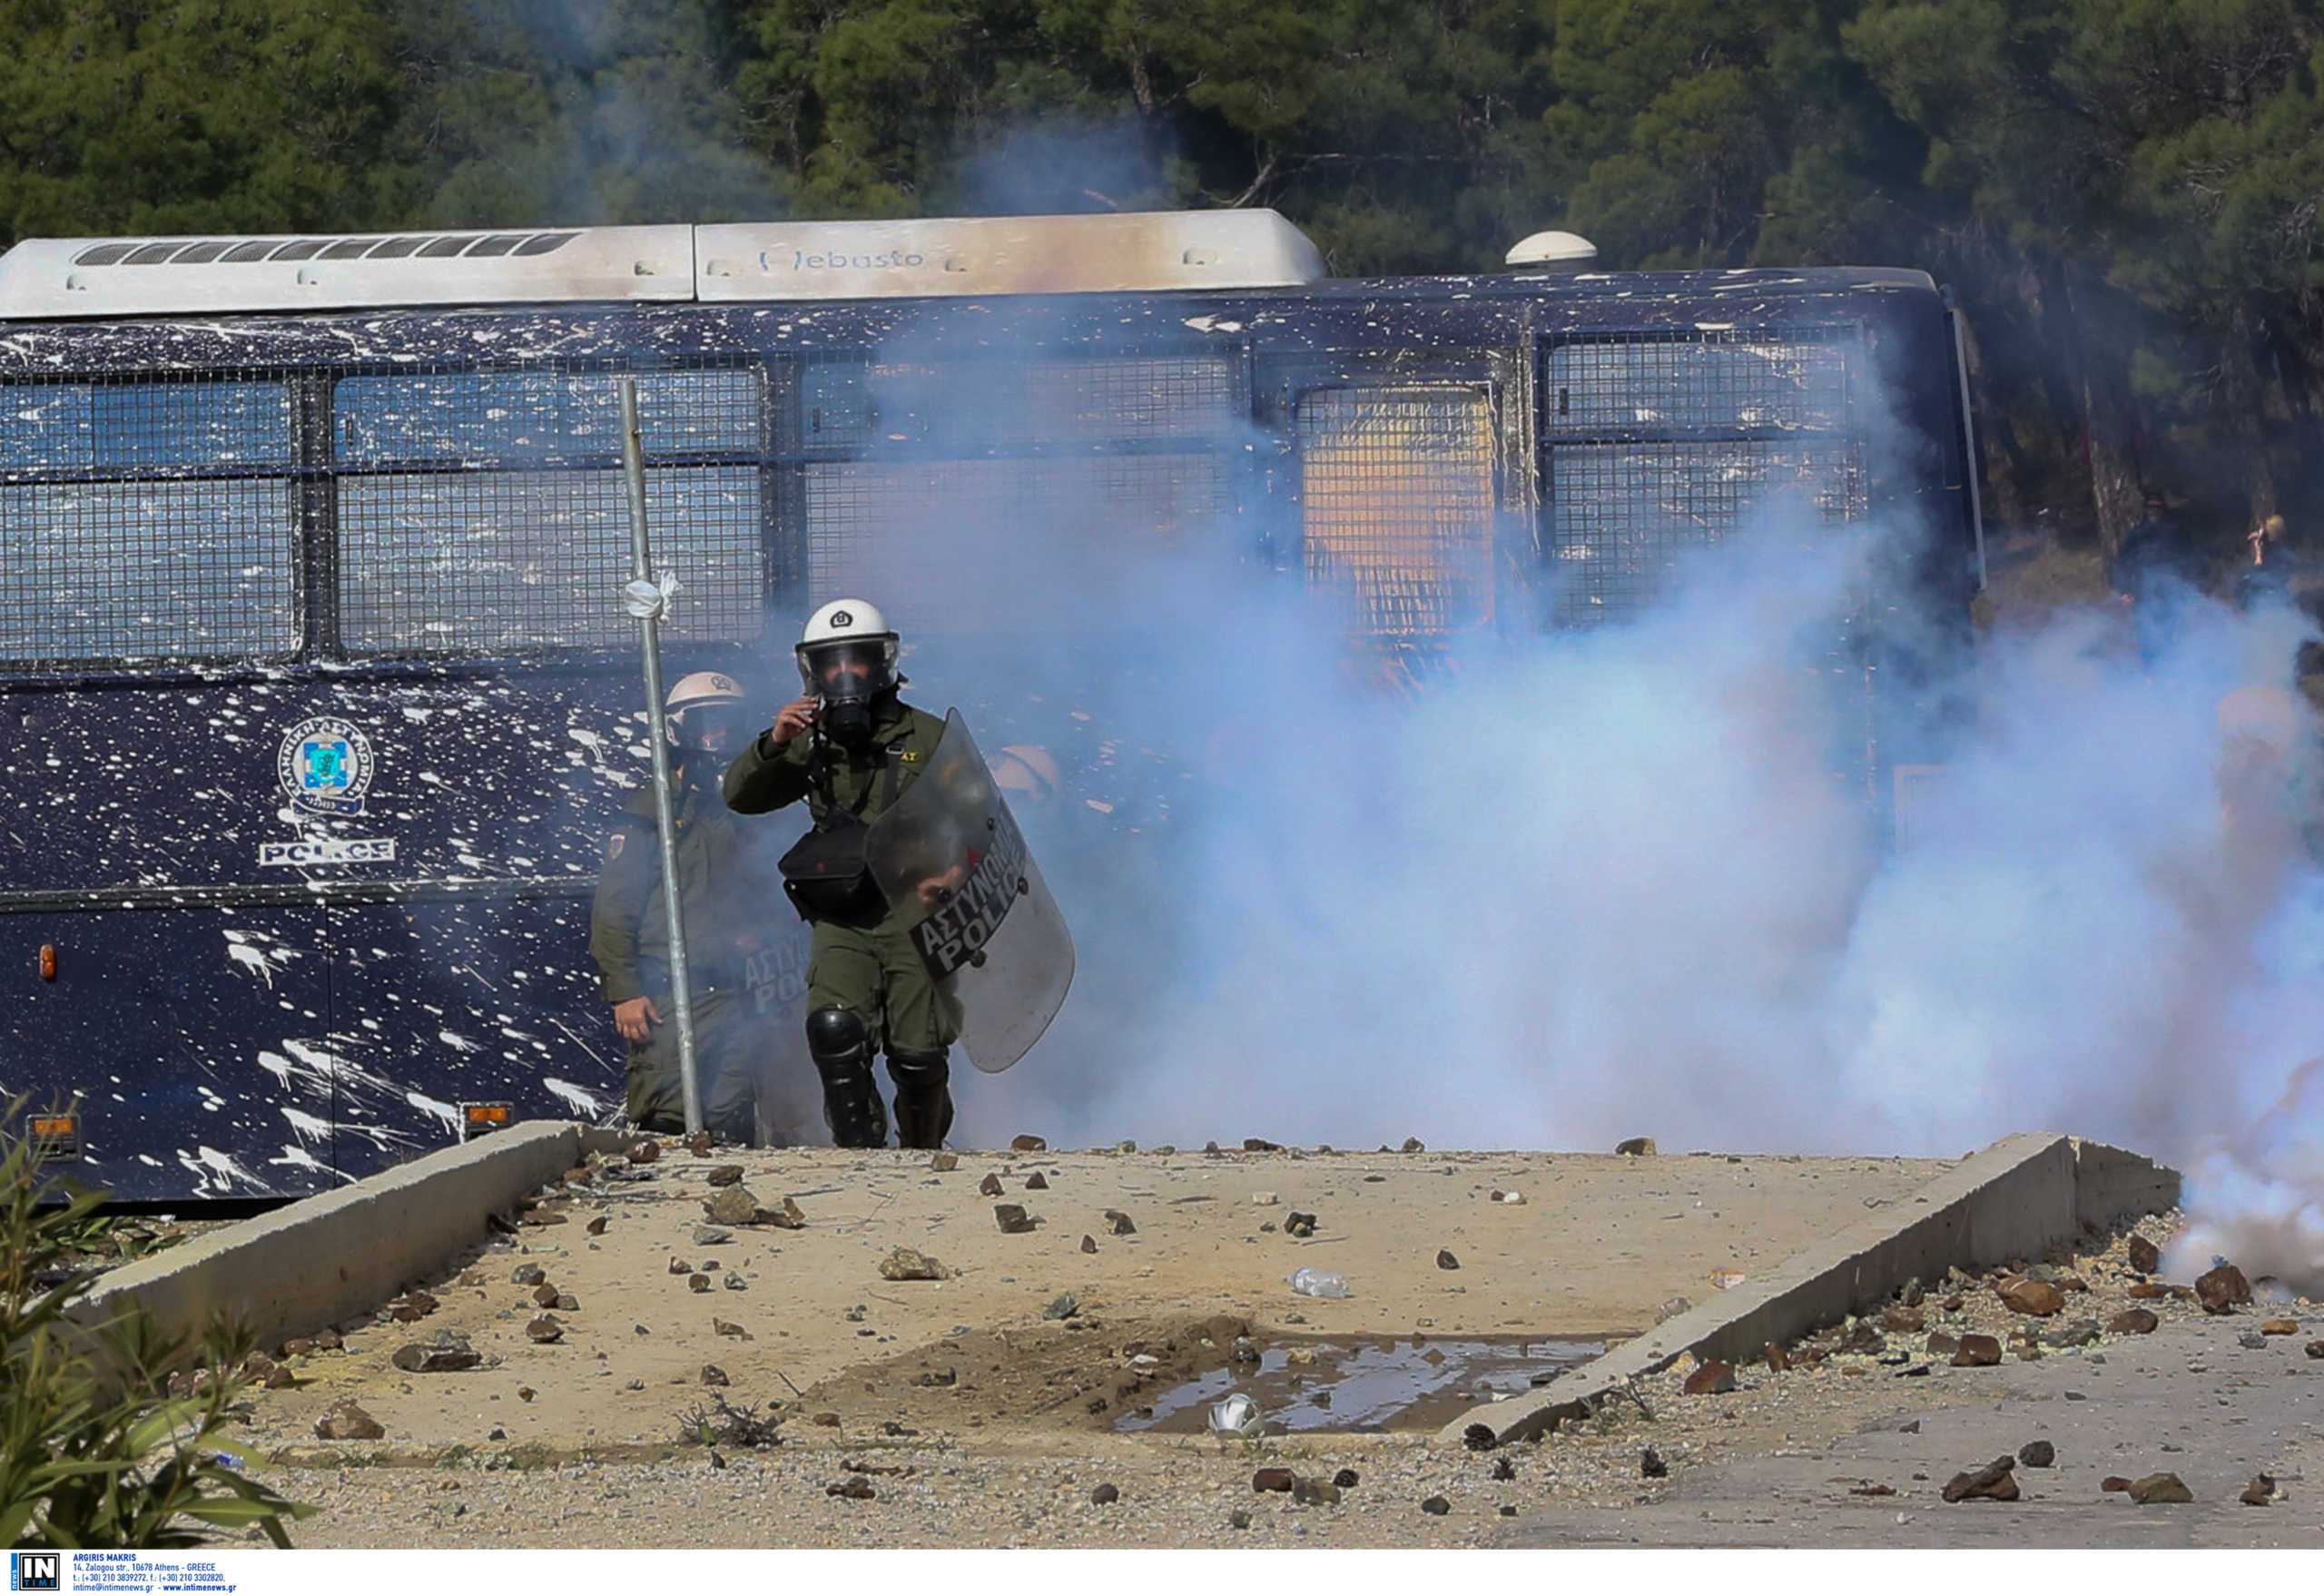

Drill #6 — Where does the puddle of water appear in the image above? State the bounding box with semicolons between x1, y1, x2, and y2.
1113;1335;1604;1435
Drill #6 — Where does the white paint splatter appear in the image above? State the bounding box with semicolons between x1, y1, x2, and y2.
280;1106;330;1144
405;1092;462;1132
542;1078;608;1117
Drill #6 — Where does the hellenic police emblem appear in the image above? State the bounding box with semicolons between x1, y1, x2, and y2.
276;715;377;817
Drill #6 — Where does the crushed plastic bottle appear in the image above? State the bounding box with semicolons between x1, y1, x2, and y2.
1207;1394;1265;1438
1287;1267;1352;1299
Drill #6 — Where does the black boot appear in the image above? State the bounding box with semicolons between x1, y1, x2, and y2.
806;1008;888;1148
885;1047;955;1149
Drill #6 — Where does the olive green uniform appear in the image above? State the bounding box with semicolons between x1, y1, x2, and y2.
720;697;962;1054
588;766;819;1144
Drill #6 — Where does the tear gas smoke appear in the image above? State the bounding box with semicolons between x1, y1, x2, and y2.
783;330;2324;1297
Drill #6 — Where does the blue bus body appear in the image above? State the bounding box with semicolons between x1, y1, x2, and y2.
0;259;1980;1201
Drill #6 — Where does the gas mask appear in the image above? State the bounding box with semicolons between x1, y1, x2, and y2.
672;703;750;760
799;639;895;750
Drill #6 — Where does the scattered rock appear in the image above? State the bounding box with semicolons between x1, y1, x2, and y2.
1682;1360;1738;1395
1882;1305;1925;1334
2260;1318;2299;1335
723;1273;745;1291
2108;1308;2160;1335
2126;1282;2169;1300
911;1367;956;1388
1105;1210;1137;1236
995;1204;1038;1235
1997;1278;2065;1316
692;1227;732;1247
2063;1276;2089;1292
2196;1263;2251;1315
2041;1319;2100;1348
517;1387;535;1402
1010;1134;1048;1153
1462;1424;1497;1452
713;1319;750;1339
281;1338;315;1358
1333;1469;1360;1489
701;1364;729;1386
689;1273;712;1294
811;1413;840;1427
531;1282;560;1307
1952;1335;2003;1367
2018;1440;2055;1469
705;1165;744;1187
702;1186;760;1226
2101;1476;2132;1493
1042;1293;1080;1320
1080;1235;1098;1254
1285;1212;1317;1238
313;1401;385;1442
525;1316;562;1344
586;1215;607;1236
627;1140;659;1165
389;1343;481;1374
2307;1341;2324;1359
684;1130;714;1156
1640;1448;1668;1479
1614;1138;1656;1157
977;1174;1006;1198
2129;1473;2193;1504
1653;1296;1693;1325
879;1246;949;1282
2127;1235;2162;1274
1253;1468;1296;1493
1229;1510;1252;1531
1940;1457;2019;1503
1294;1476;1341;1506
1942;1294;1965;1313
929;1151;959;1172
1926;1332;1960;1356
1420;1494;1451;1515
826;1478;874;1501
1023;1171;1050;1192
2238;1332;2268;1350
1840;1320;1886;1355
1090;1483;1120;1506
1436;1249;1461;1271
1763;1342;1790;1372
2240;1474;2275;1507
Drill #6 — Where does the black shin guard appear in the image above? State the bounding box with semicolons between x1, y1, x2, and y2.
806;1008;887;1148
885;1047;955;1150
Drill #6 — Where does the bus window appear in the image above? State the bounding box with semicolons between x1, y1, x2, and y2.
335;369;759;464
337;467;765;652
1541;330;1865;626
1294;385;1498;643
331;367;766;655
794;353;1248;635
0;377;298;665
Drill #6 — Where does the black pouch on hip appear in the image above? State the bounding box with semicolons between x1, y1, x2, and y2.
777;742;896;926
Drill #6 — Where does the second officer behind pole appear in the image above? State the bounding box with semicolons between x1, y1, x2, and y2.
723;599;960;1148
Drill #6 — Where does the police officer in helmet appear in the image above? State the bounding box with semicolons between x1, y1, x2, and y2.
591;671;817;1145
723;601;961;1148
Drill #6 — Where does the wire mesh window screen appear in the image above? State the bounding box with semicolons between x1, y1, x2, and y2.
0;376;300;665
340;468;763;652
798;353;1243;451
803;453;1234;636
0;479;299;662
1295;386;1497;641
1542;330;1863;627
336;369;759;465
1541;333;1853;438
1547;440;1866;624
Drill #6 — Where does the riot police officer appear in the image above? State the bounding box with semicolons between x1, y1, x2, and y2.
722;600;961;1149
590;671;817;1146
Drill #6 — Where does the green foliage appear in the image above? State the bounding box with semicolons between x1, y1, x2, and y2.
0;1099;312;1549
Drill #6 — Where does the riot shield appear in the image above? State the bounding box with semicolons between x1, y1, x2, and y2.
865;710;1075;1074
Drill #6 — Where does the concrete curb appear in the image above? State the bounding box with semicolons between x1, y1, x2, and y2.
72;1120;590;1358
1434;1131;2181;1448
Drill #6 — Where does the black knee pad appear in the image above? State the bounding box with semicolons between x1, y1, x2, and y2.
885;1047;950;1093
805;1007;869;1067
886;1047;954;1150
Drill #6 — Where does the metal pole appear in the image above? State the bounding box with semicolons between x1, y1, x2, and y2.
618;376;703;1136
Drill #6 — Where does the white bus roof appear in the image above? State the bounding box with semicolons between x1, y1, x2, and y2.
0;211;1326;320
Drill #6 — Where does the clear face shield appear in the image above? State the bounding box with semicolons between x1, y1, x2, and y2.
672;702;752;758
795;637;898;744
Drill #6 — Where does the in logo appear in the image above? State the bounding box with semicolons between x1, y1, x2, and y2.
11;1552;59;1591
275;715;377;818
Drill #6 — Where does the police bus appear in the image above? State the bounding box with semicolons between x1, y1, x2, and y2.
0;211;1983;1202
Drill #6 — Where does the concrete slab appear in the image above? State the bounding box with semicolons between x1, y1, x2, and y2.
1434;1133;2181;1447
72;1121;585;1359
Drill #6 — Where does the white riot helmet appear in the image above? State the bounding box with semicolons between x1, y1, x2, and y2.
664;670;749;755
796;599;901;745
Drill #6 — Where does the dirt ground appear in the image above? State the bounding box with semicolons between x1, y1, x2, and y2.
206;1139;2322;1549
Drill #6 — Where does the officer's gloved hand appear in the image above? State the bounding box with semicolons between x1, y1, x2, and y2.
613;997;662;1043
